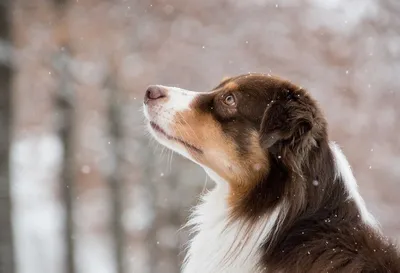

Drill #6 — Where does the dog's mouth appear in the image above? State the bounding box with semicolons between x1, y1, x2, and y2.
150;121;203;154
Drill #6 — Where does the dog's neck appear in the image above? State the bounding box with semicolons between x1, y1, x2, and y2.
182;163;287;273
182;181;282;273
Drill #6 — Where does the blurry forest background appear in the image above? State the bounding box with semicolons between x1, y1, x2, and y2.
0;0;400;273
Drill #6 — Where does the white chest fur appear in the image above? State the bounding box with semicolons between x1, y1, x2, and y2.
182;183;280;273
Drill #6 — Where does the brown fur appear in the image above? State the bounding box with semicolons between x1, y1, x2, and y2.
167;73;400;272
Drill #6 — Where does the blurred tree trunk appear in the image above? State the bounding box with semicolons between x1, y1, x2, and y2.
54;48;76;273
106;74;125;273
52;1;76;273
0;1;15;273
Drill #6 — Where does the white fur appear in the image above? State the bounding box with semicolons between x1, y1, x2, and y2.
143;86;200;160
329;142;380;230
182;168;282;273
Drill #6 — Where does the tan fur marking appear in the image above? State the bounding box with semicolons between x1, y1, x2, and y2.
227;132;269;209
172;110;240;183
224;81;239;91
172;108;269;210
173;108;268;187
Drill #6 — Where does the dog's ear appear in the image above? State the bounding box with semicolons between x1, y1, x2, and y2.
259;87;315;154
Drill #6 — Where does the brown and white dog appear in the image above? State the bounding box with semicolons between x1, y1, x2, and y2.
143;73;400;273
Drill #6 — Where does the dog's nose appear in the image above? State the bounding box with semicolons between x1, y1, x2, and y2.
144;85;167;104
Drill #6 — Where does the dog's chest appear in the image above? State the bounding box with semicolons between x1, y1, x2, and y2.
182;186;269;273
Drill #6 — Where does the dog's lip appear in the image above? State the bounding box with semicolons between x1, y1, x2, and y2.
149;121;203;154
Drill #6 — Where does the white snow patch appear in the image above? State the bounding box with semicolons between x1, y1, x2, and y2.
11;134;64;273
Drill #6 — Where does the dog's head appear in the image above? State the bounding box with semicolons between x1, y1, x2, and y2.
143;74;327;209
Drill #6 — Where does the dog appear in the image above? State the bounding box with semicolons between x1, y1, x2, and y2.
143;73;400;273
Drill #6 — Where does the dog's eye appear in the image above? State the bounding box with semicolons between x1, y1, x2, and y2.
224;94;236;106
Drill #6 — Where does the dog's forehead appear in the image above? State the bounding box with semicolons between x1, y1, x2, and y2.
215;74;282;96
